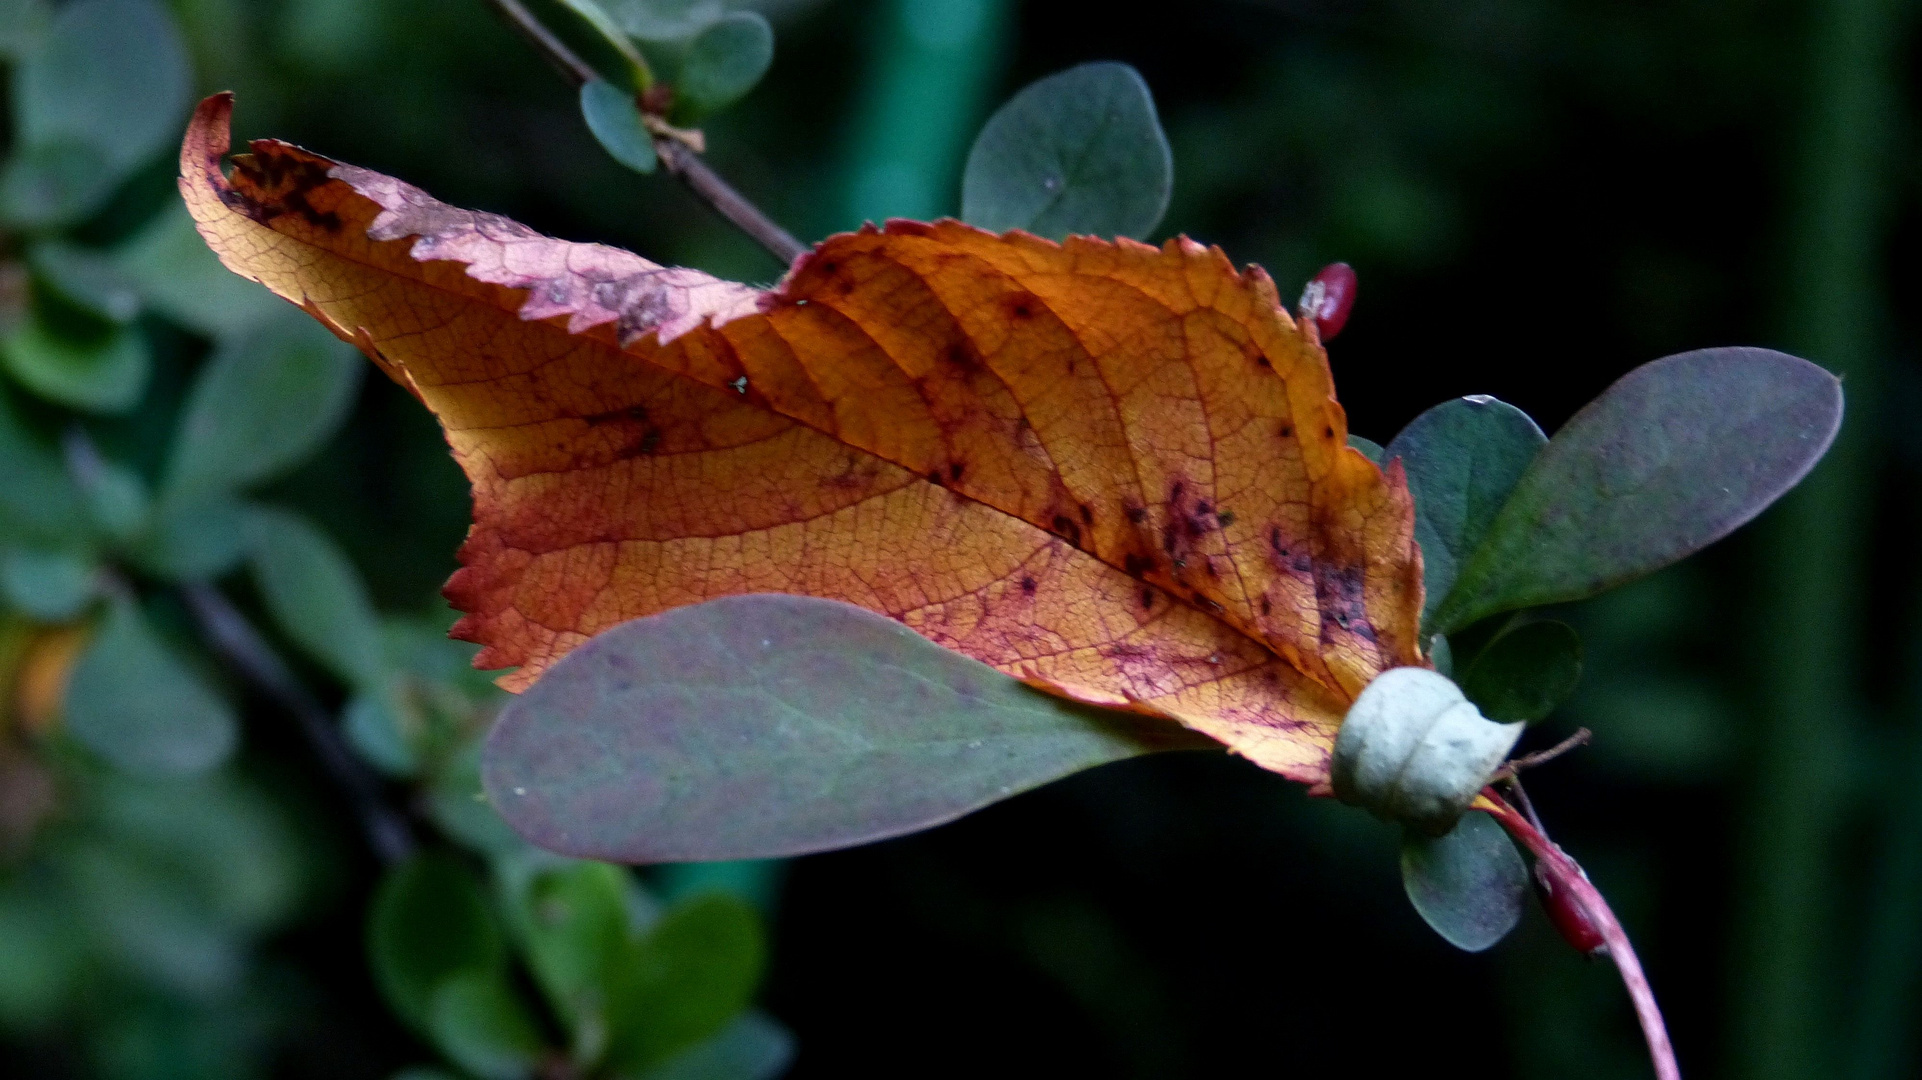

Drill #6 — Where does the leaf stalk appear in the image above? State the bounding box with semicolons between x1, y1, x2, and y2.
1481;791;1680;1080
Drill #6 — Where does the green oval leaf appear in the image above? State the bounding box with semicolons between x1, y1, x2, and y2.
642;1012;794;1080
606;893;763;1073
676;12;773;116
2;311;149;414
1431;348;1843;632
506;861;630;1039
1458;620;1583;724
245;506;384;688
1389;396;1546;619
12;0;189;180
65;597;237;775
0;547;97;620
1385;395;1546;631
368;853;505;1031
113;204;285;337
614;0;723;42
483;594;1211;863
162;313;362;502
0;141;115;228
0;387;84;546
555;0;653;76
581;80;659;175
961;61;1173;241
1401;811;1527;952
130;493;249;583
425;970;547;1080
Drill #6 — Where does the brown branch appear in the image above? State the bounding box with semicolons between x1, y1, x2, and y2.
656;140;807;264
1492;727;1592;781
1482;792;1680;1080
487;0;598;87
483;0;807;266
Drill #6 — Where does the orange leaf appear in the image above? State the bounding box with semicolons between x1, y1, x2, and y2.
180;94;1423;784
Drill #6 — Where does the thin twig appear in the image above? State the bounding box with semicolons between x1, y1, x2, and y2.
1482;792;1680;1080
181;583;417;866
483;0;807;266
1492;727;1591;781
656;140;806;264
488;0;598;87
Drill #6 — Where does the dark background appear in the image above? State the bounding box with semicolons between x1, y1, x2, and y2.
14;0;1921;1077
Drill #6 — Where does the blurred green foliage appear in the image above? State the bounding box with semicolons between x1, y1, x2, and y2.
0;2;788;1078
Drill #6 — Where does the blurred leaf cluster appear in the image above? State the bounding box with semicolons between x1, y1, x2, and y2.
0;3;786;1078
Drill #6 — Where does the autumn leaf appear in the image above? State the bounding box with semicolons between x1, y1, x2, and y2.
179;93;1423;784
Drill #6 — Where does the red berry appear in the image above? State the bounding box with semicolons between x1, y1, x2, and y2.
1298;262;1357;341
1534;860;1608;956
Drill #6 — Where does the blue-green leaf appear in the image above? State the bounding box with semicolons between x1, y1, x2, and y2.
1401;811;1527;952
1431;348;1844;632
614;0;723;42
676;13;773;116
1384;395;1545;631
65;597;237;775
161;314;362;501
581;80;659;175
0;547;97;620
11;0;189;207
483;594;1211;864
961;62;1172;241
113;204;286;337
2;312;149;413
245;506;384;688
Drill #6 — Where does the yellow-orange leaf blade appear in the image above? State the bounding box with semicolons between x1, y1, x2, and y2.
181;94;1422;784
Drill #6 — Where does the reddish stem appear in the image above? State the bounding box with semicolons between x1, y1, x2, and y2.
1480;791;1680;1080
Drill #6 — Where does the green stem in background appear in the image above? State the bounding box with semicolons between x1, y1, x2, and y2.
835;0;1011;231
1735;0;1901;1077
1849;672;1922;1078
483;0;805;264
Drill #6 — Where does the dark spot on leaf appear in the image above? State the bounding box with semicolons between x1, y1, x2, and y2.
945;342;979;371
637;428;661;455
949;462;965;481
1196;500;1213;516
1324;425;1335;439
1161;523;1178;555
1217;510;1236;527
1204;558;1219;579
1052;515;1082;547
1124;503;1147;524
1020;576;1037;595
1079;504;1094;525
1141;587;1155;610
1270;527;1284;553
1123;553;1153;577
1170;481;1185;503
1279;424;1293;439
1257;355;1272;368
927;470;944;486
1260;596;1272;615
